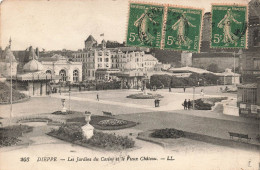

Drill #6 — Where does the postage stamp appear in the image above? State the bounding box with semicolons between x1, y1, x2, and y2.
211;4;248;49
164;6;203;52
126;2;165;48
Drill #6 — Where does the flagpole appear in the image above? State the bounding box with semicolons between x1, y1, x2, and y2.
9;37;13;125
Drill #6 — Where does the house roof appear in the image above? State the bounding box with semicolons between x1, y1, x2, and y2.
168;66;212;74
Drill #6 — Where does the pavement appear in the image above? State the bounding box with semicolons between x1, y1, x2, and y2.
0;85;259;170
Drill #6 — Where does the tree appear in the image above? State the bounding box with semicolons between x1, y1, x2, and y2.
207;63;220;73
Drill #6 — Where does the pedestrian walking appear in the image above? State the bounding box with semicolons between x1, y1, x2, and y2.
183;86;186;92
188;99;192;110
97;93;99;101
183;99;187;110
201;89;204;97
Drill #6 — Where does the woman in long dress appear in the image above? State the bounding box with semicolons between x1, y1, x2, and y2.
134;8;157;45
217;9;242;45
172;13;196;48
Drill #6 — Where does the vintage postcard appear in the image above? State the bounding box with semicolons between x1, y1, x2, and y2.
0;0;260;170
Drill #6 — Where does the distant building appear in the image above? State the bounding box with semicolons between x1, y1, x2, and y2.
16;53;59;96
72;35;152;81
143;54;159;72
39;54;82;83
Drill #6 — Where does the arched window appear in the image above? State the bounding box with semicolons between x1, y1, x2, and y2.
73;70;79;82
59;69;67;81
46;70;52;74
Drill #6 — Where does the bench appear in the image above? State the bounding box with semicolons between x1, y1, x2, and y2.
102;111;114;117
228;132;251;142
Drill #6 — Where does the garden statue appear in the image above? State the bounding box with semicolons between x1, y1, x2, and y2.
81;111;94;139
61;99;67;113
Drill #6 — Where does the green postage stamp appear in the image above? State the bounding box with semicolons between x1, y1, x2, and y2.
126;3;165;48
164;6;203;52
211;4;248;49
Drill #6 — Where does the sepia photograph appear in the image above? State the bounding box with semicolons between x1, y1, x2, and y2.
0;0;259;169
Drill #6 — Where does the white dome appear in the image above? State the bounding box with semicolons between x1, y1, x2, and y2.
124;60;138;70
3;47;17;63
23;59;44;72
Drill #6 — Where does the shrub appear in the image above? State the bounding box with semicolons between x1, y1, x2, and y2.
49;125;135;150
0;137;21;147
0;82;28;103
0;125;33;147
150;72;220;88
151;128;185;138
257;134;260;143
98;119;127;126
194;99;212;110
55;124;83;141
83;131;135;149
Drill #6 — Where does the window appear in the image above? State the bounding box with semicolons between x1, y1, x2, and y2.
46;70;52;74
59;69;67;82
73;70;79;82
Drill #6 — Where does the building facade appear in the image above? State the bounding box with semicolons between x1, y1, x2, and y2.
40;54;82;83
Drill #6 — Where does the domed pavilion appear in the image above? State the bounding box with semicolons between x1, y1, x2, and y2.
115;59;147;89
16;47;59;96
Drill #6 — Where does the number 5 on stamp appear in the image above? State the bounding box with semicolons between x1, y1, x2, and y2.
126;2;165;48
211;4;248;49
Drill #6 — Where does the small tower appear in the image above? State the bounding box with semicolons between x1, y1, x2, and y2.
101;39;106;49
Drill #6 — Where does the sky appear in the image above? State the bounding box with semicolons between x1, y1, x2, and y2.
0;0;250;51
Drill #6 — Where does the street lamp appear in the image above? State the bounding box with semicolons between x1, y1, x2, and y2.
68;81;71;113
233;49;243;85
9;38;13;125
193;86;195;109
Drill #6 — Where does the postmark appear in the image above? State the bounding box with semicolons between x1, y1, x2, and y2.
164;6;203;52
126;2;165;48
211;4;248;49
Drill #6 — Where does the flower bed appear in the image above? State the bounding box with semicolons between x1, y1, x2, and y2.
67;115;137;130
150;128;185;139
0;125;33;147
52;111;75;115
127;93;163;99
48;124;135;150
98;119;127;126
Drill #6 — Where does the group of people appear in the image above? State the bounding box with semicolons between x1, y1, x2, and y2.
183;99;192;110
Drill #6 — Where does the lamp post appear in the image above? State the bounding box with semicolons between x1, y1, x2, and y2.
68;81;71;113
9;38;13;125
193;86;195;109
233;50;243;85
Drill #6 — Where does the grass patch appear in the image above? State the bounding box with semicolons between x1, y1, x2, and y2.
48;124;135;150
127;93;163;99
67;115;137;130
0;125;33;147
151;128;185;139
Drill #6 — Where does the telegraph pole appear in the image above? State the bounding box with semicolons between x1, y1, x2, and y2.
9;37;13;125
